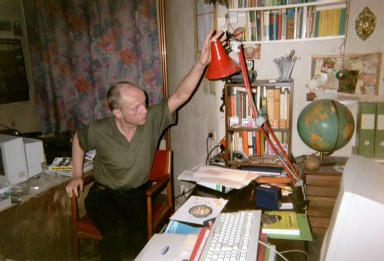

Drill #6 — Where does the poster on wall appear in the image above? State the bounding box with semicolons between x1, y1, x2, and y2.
0;39;29;104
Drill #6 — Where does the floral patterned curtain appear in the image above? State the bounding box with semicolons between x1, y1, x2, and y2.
23;0;162;133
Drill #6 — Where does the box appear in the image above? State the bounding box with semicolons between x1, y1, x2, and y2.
255;185;282;210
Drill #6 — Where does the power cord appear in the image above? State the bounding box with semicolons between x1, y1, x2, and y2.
258;240;289;261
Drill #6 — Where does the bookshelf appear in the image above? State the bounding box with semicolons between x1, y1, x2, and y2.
226;0;347;44
224;79;293;167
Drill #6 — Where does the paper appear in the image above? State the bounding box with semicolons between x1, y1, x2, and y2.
135;233;197;261
178;165;260;190
170;196;228;225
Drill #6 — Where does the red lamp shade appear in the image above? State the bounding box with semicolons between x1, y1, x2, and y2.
205;40;240;80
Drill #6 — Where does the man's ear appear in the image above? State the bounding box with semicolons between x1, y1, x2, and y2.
112;109;122;119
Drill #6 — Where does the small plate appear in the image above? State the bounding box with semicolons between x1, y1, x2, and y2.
188;204;213;218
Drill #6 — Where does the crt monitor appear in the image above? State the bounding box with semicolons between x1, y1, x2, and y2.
320;154;384;261
0;134;28;185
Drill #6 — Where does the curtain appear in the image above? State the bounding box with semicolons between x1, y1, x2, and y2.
23;0;162;133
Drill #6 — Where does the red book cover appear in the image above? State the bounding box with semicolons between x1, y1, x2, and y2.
257;233;269;261
189;227;211;261
278;9;283;40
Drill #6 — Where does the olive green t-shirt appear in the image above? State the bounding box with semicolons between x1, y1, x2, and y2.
77;100;176;190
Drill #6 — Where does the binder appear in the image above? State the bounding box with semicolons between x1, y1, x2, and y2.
358;102;376;157
374;102;384;159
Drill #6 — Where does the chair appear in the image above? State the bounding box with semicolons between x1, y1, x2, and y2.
146;149;174;239
70;149;174;260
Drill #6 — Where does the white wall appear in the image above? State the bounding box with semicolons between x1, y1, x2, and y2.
0;0;39;133
165;0;220;193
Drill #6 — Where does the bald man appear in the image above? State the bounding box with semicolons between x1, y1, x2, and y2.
65;30;225;260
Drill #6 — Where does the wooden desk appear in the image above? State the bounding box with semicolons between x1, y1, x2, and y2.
192;182;310;261
302;158;347;234
0;174;73;260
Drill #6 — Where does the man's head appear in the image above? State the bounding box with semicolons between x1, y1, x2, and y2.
107;82;148;126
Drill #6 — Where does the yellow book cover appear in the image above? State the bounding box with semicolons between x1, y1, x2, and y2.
262;211;300;235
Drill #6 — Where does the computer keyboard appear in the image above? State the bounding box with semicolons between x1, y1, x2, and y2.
199;210;262;261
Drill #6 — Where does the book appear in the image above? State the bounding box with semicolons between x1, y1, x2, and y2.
261;211;300;235
374;102;384;159
358;102;376;157
46;157;94;176
165;220;201;235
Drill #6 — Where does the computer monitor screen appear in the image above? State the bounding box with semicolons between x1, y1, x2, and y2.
320;154;384;261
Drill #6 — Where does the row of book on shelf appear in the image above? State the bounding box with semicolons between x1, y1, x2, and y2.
229;0;317;8
228;85;290;130
229;131;289;158
358;102;384;159
228;3;346;42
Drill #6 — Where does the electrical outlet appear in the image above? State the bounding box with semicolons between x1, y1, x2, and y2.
180;185;185;194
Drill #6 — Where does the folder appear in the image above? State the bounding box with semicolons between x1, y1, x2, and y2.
374;102;384;159
358;102;376;157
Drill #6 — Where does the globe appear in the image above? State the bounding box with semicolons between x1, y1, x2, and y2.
297;99;354;154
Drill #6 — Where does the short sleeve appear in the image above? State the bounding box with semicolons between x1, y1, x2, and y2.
77;124;96;152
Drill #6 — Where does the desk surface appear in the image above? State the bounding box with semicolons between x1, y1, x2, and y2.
0;173;73;260
191;182;312;261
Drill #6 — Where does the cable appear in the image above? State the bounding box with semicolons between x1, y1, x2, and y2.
258;240;289;261
206;144;220;165
280;249;309;261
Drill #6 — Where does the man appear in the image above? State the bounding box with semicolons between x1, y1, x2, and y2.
66;30;225;260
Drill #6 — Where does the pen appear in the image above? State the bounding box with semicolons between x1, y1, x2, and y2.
161;245;169;255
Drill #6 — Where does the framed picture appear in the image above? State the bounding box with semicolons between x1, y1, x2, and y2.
0;39;30;104
195;0;216;53
311;52;382;96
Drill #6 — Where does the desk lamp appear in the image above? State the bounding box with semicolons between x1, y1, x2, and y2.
205;40;302;186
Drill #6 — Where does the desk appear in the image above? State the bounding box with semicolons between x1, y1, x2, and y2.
0;174;73;260
191;182;312;261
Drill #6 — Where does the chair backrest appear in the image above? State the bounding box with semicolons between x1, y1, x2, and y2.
149;150;171;182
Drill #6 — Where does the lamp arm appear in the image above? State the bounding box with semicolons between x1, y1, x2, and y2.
237;45;302;185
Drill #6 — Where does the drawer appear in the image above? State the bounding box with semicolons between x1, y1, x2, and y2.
308;216;330;228
307;205;334;218
306;185;340;197
307;196;337;208
305;174;341;186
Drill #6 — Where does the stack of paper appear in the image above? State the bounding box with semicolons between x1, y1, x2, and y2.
178;165;260;189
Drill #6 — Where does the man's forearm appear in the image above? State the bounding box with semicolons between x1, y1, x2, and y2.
72;133;85;179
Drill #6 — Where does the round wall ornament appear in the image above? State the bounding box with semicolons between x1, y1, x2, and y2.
355;7;376;41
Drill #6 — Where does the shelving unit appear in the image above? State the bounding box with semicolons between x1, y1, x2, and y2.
224;79;293;167
226;0;347;44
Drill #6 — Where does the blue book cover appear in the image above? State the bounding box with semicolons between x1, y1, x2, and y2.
165;220;201;235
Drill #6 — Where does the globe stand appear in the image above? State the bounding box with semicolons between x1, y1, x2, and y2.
320;152;339;166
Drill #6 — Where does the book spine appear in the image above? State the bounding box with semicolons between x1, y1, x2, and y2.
273;88;281;129
374;102;384;159
266;88;275;128
358;102;376;157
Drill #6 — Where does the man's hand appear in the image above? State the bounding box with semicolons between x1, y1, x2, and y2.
198;29;227;66
65;177;84;198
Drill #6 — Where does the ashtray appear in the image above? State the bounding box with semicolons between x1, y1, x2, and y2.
188;204;213;218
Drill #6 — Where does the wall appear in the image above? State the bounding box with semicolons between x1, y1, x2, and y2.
165;0;220;193
0;0;39;133
166;0;384;189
